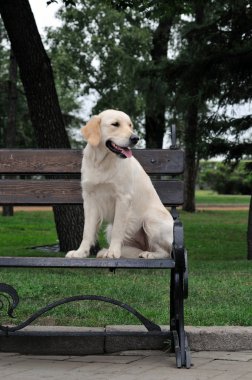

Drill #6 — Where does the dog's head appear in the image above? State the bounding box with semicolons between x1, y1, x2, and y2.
82;109;139;159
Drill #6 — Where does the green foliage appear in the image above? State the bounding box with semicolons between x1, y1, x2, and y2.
2;0;251;155
198;160;252;195
169;0;252;158
173;0;252;103
46;0;153;130
45;0;252;155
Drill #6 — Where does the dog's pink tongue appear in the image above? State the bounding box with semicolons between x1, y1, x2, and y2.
122;148;132;158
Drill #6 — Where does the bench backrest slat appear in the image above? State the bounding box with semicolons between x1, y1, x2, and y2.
0;149;184;206
0;179;184;206
0;149;184;175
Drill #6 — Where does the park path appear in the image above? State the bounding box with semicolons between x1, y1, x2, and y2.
1;350;252;380
12;205;249;212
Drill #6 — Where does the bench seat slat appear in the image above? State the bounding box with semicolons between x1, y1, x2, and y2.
0;257;175;269
0;179;184;206
0;149;184;175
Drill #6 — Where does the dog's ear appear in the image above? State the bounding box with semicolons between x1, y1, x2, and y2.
81;116;101;146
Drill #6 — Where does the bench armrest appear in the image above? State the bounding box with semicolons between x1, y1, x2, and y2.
172;219;185;270
172;218;188;299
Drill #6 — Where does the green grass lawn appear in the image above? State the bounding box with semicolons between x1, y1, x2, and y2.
196;190;250;205
0;208;251;328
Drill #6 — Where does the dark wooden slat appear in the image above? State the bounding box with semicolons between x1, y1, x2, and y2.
0;179;184;206
0;149;82;175
155;180;184;205
134;149;184;174
0;179;81;205
0;149;184;175
0;257;175;269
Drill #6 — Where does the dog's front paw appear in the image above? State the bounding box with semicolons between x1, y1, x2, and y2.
96;248;121;259
96;248;107;258
65;250;89;258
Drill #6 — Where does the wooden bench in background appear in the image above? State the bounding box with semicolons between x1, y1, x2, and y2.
0;132;191;368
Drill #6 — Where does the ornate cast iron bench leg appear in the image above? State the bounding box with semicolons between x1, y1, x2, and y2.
0;285;162;335
170;266;191;368
170;208;191;368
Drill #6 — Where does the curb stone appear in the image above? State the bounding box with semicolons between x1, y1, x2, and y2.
0;325;252;355
186;326;252;351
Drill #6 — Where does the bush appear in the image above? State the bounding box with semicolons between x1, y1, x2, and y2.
198;160;252;195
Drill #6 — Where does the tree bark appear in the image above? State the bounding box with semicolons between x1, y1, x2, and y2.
5;48;17;148
247;194;252;260
183;102;198;212
2;48;17;217
145;16;173;148
0;0;83;251
182;2;205;212
0;0;69;148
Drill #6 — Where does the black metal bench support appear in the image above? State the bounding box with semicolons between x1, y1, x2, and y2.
0;257;191;368
0;286;161;335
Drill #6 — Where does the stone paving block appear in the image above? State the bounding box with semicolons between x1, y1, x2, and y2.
116;349;167;356
191;350;252;362
117;356;177;376
198;358;252;373
67;362;122;380
23;354;71;361
0;351;250;380
186;356;215;368
68;354;144;364
210;372;252;380
123;364;223;380
1;347;252;380
0;358;89;379
236;373;252;380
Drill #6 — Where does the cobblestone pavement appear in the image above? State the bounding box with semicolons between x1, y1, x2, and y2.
1;350;252;380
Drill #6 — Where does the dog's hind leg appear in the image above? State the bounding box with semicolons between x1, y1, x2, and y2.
96;245;142;259
140;210;174;259
121;246;143;258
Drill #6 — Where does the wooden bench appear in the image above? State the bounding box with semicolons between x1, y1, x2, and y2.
0;132;191;368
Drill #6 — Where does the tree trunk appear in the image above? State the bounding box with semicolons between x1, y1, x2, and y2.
182;2;205;212
145;16;173;148
0;0;83;251
2;48;17;217
247;194;252;260
5;48;17;148
183;102;198;212
145;109;166;148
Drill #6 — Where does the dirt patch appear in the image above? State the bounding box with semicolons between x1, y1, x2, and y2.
14;206;52;212
11;205;249;212
197;205;249;211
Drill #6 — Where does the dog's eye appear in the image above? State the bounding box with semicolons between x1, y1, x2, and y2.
111;122;120;127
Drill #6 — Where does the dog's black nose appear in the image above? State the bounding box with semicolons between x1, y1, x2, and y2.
130;134;139;145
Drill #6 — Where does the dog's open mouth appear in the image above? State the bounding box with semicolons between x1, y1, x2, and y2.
106;140;132;159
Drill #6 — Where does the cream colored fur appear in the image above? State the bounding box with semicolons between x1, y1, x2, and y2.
66;109;173;259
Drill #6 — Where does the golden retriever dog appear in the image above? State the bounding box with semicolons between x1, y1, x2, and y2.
66;109;173;259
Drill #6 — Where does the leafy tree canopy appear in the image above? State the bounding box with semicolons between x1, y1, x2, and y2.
47;0;155;131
